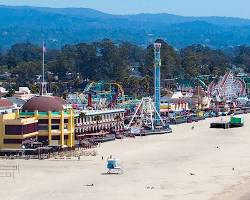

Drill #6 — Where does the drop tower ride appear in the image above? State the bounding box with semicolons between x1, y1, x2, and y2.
154;43;161;124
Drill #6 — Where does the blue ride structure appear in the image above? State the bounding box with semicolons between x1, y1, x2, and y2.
154;43;162;124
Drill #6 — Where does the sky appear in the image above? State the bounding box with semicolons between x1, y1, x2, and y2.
0;0;249;19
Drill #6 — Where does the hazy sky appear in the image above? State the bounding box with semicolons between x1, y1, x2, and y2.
0;0;249;19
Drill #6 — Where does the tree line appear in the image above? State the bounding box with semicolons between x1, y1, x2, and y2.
0;39;250;97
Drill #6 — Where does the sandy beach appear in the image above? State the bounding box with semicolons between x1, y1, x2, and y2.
0;114;250;200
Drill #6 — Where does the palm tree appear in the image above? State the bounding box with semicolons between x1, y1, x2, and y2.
52;84;60;95
29;84;39;94
79;112;86;121
93;115;102;132
93;115;102;126
114;115;122;132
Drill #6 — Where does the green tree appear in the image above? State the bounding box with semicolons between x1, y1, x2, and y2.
79;112;87;121
6;43;42;68
29;84;39;94
11;61;41;85
5;89;15;97
234;46;250;73
181;44;230;77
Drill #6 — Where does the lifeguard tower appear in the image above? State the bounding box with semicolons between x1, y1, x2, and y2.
106;158;122;174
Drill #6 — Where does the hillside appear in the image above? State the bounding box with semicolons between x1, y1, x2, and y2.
1;5;250;49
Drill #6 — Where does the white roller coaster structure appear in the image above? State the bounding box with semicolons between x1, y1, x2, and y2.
208;71;246;102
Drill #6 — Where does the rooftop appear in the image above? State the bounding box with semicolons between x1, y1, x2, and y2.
0;98;14;108
22;96;67;112
80;109;125;116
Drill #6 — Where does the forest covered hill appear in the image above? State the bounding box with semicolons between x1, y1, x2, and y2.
1;5;250;49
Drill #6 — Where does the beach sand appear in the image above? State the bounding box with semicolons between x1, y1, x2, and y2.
0;114;250;200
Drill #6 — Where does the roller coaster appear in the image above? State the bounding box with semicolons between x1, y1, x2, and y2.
67;81;141;110
208;71;247;102
84;81;125;108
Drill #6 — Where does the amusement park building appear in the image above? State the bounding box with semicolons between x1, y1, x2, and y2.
75;109;125;135
160;96;191;112
0;96;126;151
20;96;76;148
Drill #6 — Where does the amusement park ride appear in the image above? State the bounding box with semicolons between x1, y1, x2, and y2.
125;43;172;135
205;71;247;114
83;81;125;108
208;71;246;103
163;70;248;112
66;42;249;133
67;81;126;109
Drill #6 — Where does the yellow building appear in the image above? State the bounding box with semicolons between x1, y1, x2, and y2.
0;111;38;150
160;97;190;113
21;96;75;148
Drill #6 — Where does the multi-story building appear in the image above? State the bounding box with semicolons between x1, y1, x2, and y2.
21;96;76;148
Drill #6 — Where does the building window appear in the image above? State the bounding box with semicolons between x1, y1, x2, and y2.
38;119;48;124
5;123;38;135
51;125;60;130
64;135;68;140
38;125;48;131
52;136;60;140
52;119;60;124
5;125;22;135
4;139;23;144
23;123;38;134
